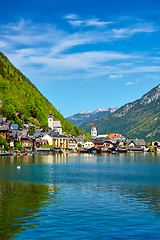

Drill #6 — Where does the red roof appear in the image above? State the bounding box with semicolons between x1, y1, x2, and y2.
108;134;125;139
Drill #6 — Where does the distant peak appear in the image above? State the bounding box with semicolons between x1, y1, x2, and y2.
80;108;112;114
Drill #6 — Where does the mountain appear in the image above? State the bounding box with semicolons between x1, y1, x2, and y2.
80;84;160;141
67;108;118;127
0;52;85;136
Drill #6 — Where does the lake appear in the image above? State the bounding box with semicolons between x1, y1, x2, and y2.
0;153;160;239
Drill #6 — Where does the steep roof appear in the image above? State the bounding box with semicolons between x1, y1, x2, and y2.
53;121;62;128
33;132;49;138
108;134;125;139
10;124;19;130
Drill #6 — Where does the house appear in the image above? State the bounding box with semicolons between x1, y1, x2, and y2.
93;138;104;149
103;140;118;149
0;118;6;125
42;134;53;145
9;130;18;147
35;139;48;147
84;140;94;149
34;132;49;140
152;142;160;152
68;138;77;150
51;133;69;151
75;135;85;147
108;133;125;140
20;135;34;151
0;125;10;140
134;139;146;148
125;139;136;148
40;132;69;151
19;128;29;136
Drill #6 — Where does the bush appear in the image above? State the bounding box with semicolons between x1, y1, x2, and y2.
39;145;56;149
15;143;24;150
0;136;10;151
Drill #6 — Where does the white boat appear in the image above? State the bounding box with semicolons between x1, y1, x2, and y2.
143;147;150;152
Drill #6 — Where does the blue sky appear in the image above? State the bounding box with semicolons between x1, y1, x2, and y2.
0;0;160;117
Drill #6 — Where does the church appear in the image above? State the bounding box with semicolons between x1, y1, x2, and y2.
48;111;62;135
91;113;97;137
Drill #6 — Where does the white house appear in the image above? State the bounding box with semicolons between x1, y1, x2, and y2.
84;140;94;149
42;134;53;145
68;138;77;150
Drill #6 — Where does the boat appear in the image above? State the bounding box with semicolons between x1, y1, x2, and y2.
143;147;150;152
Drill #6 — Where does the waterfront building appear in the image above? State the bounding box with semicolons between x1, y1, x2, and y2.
51;133;69;151
68;138;77;150
84;140;94;149
42;134;53;145
20;135;34;151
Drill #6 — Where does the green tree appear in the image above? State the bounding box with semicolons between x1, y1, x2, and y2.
29;126;35;136
15;143;24;150
106;131;111;135
84;133;92;140
0;136;10;151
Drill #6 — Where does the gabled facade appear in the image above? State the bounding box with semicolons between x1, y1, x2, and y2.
68;138;77;150
0;125;10;140
84;140;94;149
20;135;34;151
42;134;53;145
93;138;104;148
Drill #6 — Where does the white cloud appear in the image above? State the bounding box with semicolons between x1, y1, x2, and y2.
110;74;123;78
63;14;79;20
66;16;114;28
112;23;158;38
0;18;159;82
85;18;114;27
68;20;84;27
125;82;133;85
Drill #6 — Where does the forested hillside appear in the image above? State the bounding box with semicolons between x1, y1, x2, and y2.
80;84;160;141
0;52;85;136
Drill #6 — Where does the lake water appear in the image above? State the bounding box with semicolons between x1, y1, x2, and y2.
0;153;160;239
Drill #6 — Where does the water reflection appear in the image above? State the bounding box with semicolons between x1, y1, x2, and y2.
0;181;61;239
1;153;160;239
0;152;160;166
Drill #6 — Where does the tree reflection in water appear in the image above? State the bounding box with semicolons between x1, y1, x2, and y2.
0;181;60;239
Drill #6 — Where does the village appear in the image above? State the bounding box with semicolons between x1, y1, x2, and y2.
0;111;159;155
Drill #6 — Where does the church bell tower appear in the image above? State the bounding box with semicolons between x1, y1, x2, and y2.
48;111;53;130
91;113;97;137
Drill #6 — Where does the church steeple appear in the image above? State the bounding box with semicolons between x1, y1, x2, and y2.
92;113;95;128
48;111;53;118
91;113;97;137
48;111;53;130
